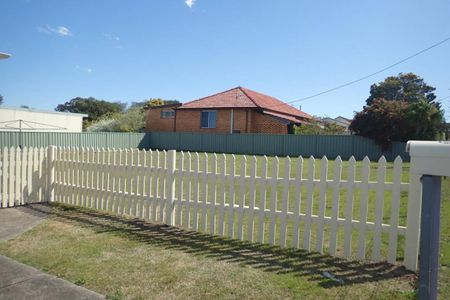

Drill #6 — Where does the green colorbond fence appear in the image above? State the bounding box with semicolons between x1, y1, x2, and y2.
148;132;409;161
0;132;151;149
0;131;409;161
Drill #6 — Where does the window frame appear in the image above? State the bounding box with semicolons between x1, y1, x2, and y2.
200;110;217;129
160;110;175;119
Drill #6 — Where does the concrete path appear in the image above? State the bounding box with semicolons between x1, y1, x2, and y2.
0;204;50;242
0;204;105;299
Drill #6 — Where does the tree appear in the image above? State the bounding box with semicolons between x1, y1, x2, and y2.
351;73;445;148
0;94;3;105
55;97;126;123
350;100;410;149
366;73;437;105
294;119;346;135
86;107;145;133
350;99;444;149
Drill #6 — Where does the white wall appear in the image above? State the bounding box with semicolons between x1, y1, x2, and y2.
0;107;86;132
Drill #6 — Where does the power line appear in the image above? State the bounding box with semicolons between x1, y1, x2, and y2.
437;95;450;102
287;36;450;105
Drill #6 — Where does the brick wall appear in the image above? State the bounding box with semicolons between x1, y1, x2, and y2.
147;107;289;134
250;111;288;134
175;109;251;133
145;107;176;132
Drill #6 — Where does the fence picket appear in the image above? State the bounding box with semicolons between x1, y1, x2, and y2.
372;156;387;261
257;156;268;244
2;148;8;208
59;147;66;204
73;148;79;205
192;152;200;231
101;148;107;211
151;150;159;222
388;156;402;264
316;156;328;253
279;156;291;248
303;156;315;251
329;156;342;256
9;147;15;207
27;147;33;203
227;155;236;238
357;157;371;259
209;154;217;235
201;153;208;232
131;149;139;216
159;150;167;222
147;149;153;220
80;147;88;207
237;156;247;240
105;148;112;212
32;147;39;203
268;157;279;246
21;147;28;205
185;152;192;228
218;154;226;236
291;156;303;249
247;156;257;242
15;147;22;205
143;149;151;219
113;149;120;214
343;156;356;258
176;151;184;226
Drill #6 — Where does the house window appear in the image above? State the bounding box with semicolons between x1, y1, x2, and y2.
160;110;175;119
200;110;217;128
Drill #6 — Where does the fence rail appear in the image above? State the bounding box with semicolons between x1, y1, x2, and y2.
46;146;420;270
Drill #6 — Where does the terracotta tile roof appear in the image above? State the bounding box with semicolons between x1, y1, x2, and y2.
179;86;312;120
262;110;309;124
179;87;257;109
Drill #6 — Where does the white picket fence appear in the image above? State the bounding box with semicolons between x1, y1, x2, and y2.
0;146;422;271
0;147;49;207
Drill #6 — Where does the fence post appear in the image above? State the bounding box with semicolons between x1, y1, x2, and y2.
46;145;55;203
406;141;450;300
165;149;177;226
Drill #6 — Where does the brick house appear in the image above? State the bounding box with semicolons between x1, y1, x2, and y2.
145;86;312;134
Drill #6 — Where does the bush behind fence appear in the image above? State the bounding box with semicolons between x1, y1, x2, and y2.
0;131;408;161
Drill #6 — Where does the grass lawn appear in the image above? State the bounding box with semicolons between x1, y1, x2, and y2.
0;155;448;299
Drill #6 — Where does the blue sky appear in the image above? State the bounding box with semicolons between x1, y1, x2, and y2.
1;0;449;119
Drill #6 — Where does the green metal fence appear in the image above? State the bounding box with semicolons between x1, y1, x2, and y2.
0;132;151;149
148;132;409;161
0;131;409;161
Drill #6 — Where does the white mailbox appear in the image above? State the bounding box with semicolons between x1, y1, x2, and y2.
406;141;450;177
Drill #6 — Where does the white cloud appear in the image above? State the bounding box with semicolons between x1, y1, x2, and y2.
103;33;120;41
57;26;72;36
185;0;196;8
76;65;92;73
37;25;72;37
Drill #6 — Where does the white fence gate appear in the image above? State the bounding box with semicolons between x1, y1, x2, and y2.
0;146;422;271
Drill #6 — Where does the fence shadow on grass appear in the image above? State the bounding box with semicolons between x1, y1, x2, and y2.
26;203;415;288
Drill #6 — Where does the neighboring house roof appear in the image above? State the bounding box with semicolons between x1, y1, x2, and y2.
147;103;182;109
179;86;312;121
335;116;352;124
0;106;88;117
322;117;351;129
